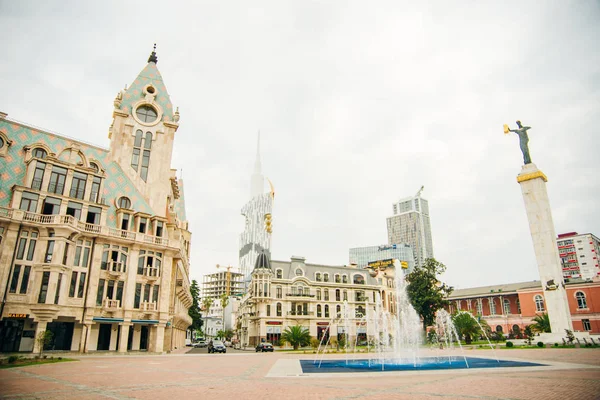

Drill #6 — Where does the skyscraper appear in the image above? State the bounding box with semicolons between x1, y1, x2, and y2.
386;187;434;267
239;133;274;282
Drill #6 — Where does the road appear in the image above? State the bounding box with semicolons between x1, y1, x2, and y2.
186;345;251;354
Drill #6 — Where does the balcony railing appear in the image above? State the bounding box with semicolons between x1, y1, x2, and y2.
2;207;172;247
141;301;157;312
107;261;125;275
287;311;314;316
144;267;160;279
286;292;315;298
103;298;120;309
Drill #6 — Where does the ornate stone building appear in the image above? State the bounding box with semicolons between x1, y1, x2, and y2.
0;48;193;353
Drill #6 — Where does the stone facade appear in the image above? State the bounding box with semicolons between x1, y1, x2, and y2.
0;50;193;353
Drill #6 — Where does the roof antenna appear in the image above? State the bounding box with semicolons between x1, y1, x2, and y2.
148;43;158;64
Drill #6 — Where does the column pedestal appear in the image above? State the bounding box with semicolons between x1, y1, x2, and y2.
517;163;573;334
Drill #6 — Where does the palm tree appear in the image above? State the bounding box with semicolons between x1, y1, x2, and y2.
531;313;551;333
451;311;484;344
201;296;213;337
281;325;311;350
220;293;230;328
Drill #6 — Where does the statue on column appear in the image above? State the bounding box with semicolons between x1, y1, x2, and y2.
504;120;532;165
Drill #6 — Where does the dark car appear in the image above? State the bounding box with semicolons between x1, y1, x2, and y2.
208;340;227;353
256;342;274;352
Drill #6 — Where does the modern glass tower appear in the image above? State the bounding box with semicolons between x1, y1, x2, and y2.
386;188;434;267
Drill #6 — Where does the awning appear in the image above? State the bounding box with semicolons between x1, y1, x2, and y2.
93;317;124;323
131;319;159;325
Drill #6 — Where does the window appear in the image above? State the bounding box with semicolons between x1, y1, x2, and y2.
9;265;21;293
89;176;101;202
276;302;282;316
155;221;164;237
19;192;39;212
38;271;50;303
118;197;131;209
134;283;142;308
120;214;131;231
33;148;47;159
335;274;340;283
324;289;329;301
336;305;341;317
489;299;497;315
476;300;483;315
86;206;101;224
90;162;99;173
582;319;591;331
74;240;92;268
317;304;322;317
31;161;46;190
295;268;303;277
342;275;348;284
353;275;365;285
324;305;329;318
343;290;348;301
315;273;322;282
576;291;587;309
48;165;67;195
136;105;158;123
516;299;521;314
266;305;271;317
0;226;4;245
276;286;282;299
131;129;152;182
355;306;365;318
54;274;63;304
70;272;79;297
16;230;37;261
316;289;321;300
101;245;128;272
65;201;83;220
324;273;329;282
41;197;61;215
534;295;545;312
276;269;282;279
335;289;340;301
70;172;87;199
137;250;161;277
503;298;511;314
139;217;147;233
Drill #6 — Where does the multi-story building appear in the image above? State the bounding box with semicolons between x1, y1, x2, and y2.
0;48;193;353
237;254;405;347
202;266;244;299
557;232;600;280
239;134;274;282
349;243;415;272
447;279;600;335
386;188;434;267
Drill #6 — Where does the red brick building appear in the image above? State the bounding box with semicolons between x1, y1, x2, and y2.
447;279;600;335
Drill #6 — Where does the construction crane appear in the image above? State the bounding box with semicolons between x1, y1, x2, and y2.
415;185;424;198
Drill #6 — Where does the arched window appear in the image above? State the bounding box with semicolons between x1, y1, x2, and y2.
324;289;329;301
335;274;340;283
276;269;282;279
323;273;329;282
118;196;131;209
316;289;321;300
496;325;503;333
335;289;340;301
503;298;511;315
276;302;282;316
90;162;99;173
136;250;161;277
343;290;348;301
33;148;47;159
315;272;321;282
336;305;341;317
276;286;282;299
353;274;365;284
342;275;348;283
324;305;329;318
576;291;587;309
534;295;545;312
317;304;322;317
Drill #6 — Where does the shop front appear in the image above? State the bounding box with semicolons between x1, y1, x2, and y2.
0;314;35;352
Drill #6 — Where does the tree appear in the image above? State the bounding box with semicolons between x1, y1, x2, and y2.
188;280;203;334
37;330;53;356
406;258;453;332
524;325;534;345
531;313;551;333
220;293;230;328
451;311;483;344
201;296;214;337
281;325;311;350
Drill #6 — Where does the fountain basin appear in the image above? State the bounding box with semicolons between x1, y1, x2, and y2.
301;357;544;373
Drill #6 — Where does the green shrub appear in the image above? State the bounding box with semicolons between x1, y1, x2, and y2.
554;343;559;347
506;341;514;348
537;341;544;348
7;355;19;364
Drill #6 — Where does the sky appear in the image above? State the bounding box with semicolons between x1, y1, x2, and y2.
1;1;599;289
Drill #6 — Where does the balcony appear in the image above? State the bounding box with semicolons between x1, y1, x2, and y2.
141;301;157;313
143;267;160;281
286;292;315;298
287;311;314;317
103;298;120;310
107;261;125;277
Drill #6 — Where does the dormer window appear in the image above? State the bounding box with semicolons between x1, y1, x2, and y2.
315;273;322;282
33;148;47;159
323;273;329;282
276;269;282;279
295;268;303;277
139;217;147;234
353;274;365;285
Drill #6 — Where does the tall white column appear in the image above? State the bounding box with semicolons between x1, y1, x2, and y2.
517;163;572;333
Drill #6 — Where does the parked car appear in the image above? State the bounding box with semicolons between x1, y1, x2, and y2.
224;340;232;347
194;339;207;348
208;340;227;353
185;339;193;347
256;342;274;352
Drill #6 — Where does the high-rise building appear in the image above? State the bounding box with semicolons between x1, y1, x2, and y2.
0;47;193;353
386;188;434;267
202;266;244;299
239;134;274;281
349;244;415;273
557;232;600;280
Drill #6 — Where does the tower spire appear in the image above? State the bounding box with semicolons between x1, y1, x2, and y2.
250;131;265;198
148;43;158;64
254;130;262;173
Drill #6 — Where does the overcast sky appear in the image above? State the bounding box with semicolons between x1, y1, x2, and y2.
1;1;599;289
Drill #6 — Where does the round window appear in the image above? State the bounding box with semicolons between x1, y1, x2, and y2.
135;105;158;123
118;196;131;209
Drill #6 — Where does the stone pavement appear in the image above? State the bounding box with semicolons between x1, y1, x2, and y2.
0;348;599;399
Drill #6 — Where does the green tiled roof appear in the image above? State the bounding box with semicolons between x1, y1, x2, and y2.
120;62;173;121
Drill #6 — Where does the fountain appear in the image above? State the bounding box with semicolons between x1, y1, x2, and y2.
306;265;544;373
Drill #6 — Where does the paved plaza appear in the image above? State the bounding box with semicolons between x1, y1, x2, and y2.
1;348;599;399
